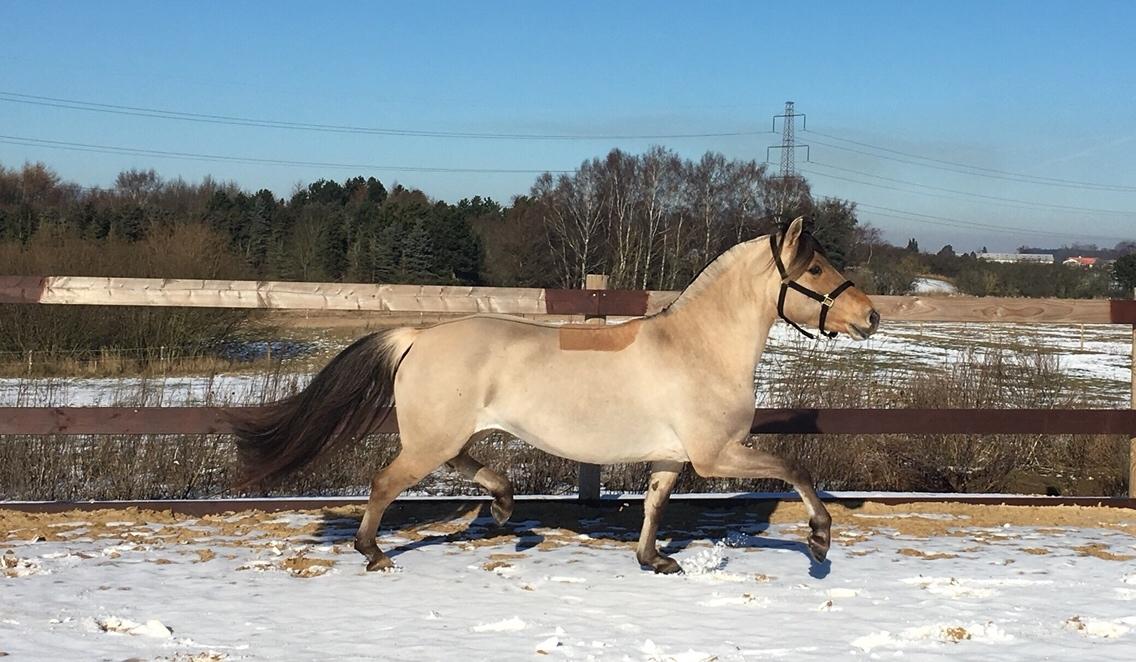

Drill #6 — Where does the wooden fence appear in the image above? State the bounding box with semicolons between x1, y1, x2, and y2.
2;276;1135;498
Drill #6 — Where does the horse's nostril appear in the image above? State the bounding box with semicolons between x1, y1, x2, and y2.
868;310;880;328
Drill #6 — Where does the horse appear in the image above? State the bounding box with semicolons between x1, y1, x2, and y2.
231;217;880;574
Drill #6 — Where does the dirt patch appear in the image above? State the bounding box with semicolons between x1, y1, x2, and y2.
1020;547;1050;555
194;549;216;563
1073;543;1135;561
280;555;334;578
942;626;971;642
897;548;958;560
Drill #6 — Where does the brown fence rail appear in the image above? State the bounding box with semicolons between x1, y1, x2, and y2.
3;406;1136;437
2;275;1134;500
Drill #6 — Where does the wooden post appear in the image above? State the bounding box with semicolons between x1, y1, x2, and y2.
1130;289;1135;498
578;273;608;502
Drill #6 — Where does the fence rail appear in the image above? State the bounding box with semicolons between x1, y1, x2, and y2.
2;275;1135;323
2;275;1135;499
3;406;1135;437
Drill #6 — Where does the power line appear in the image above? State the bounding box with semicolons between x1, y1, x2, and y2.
0;91;772;141
803;161;1136;216
803;130;1136;193
0;134;572;174
846;201;1131;243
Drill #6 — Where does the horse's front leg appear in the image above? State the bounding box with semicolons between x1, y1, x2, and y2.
696;442;831;562
636;460;684;574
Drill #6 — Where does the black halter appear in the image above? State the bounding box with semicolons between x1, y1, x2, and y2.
769;234;855;340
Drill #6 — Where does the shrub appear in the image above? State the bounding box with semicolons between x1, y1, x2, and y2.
0;223;252;369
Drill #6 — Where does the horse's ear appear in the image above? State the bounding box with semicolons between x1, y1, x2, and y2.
783;216;804;250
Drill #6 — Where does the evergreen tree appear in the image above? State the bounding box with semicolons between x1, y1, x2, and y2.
398;219;436;283
1114;253;1136;293
112;205;146;242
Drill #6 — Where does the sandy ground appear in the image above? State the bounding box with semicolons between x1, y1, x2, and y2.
2;500;1135;660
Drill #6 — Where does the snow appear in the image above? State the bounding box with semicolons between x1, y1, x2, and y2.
2;504;1135;660
911;277;959;295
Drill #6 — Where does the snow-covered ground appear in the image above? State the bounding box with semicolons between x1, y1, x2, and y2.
2;321;1131;408
911;277;958;295
2;501;1135;660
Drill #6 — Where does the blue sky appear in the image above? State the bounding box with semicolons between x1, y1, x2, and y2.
1;1;1134;251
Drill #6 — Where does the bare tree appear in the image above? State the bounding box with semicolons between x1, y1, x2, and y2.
533;163;608;288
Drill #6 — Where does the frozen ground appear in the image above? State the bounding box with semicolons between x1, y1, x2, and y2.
2;500;1135;660
911;277;958;295
1;321;1131;407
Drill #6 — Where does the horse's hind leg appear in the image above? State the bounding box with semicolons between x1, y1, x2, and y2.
700;443;831;563
636;460;684;574
354;447;452;571
446;448;514;525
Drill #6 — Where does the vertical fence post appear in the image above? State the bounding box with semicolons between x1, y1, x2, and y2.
577;273;608;502
1130;289;1135;498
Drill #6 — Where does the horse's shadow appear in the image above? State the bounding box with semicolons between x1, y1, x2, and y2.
311;496;833;577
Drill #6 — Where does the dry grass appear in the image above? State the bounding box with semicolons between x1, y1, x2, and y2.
0;343;1128;501
0;224;252;374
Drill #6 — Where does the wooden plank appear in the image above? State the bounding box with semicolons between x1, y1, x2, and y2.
750;408;1136;435
576;275;607;501
1130;319;1135;498
4;407;1136;436
0;276;551;314
2;494;1133;515
0;407;399;435
1115;300;1136;324
0;275;1129;323
545;289;649;317
872;295;1114;324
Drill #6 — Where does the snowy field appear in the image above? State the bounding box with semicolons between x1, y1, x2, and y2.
2;500;1135;660
1;321;1131;408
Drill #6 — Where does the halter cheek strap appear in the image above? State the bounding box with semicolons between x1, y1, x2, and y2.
769;234;856;340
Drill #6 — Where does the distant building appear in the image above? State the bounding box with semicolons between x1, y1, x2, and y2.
976;252;1054;264
1063;256;1098;267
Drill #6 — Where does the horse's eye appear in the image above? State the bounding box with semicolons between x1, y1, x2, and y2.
808;265;822;276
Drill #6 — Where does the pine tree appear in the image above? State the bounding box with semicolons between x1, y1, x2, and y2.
398;220;436;283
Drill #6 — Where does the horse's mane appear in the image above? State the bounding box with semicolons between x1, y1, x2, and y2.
658;229;825;315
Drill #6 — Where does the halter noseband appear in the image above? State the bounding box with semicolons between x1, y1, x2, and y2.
769;233;855;340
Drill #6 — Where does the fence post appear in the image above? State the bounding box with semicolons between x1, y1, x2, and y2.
577;273;608;502
1130;288;1135;498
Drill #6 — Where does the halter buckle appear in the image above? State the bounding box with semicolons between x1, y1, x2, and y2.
820;295;835;307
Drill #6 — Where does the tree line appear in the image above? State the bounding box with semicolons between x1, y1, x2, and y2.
1;152;1132;298
0;150;860;291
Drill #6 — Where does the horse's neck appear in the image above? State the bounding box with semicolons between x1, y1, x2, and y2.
655;246;777;380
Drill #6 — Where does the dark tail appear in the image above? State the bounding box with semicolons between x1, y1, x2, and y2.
230;330;412;488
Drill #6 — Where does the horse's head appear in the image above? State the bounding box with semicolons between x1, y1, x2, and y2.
770;217;879;340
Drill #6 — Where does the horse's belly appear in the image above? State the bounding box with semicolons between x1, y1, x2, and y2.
478;411;688;465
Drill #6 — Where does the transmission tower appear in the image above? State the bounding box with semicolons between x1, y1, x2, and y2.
767;101;810;222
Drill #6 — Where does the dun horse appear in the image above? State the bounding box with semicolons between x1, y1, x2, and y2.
232;218;880;574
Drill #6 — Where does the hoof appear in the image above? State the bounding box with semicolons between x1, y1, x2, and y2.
807;534;829;564
641;555;683;575
366;555;396;572
808;515;831;563
490;496;514;526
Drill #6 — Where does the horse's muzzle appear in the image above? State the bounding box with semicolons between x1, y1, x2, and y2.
850;309;880;340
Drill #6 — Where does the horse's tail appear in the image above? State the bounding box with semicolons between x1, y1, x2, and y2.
230;328;417;488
